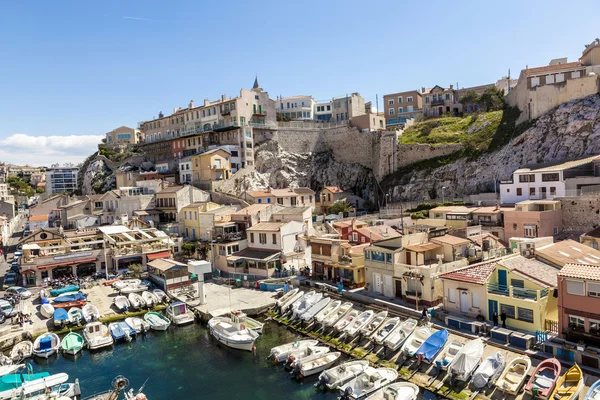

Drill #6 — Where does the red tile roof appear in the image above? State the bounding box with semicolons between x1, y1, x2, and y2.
439;261;497;285
525;62;582;76
559;263;600;281
324;186;344;193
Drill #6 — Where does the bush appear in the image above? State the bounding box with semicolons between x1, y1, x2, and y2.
411;210;429;219
328;200;352;214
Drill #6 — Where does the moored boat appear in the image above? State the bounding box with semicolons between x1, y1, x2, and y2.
144;311;171;331
52;292;86;303
400;326;432;358
10;341;33;361
446;337;484;382
125;317;150;334
291;291;323;320
371;317;400;344
286;346;330;370
472;351;505;390
67;307;83;325
334;309;360;333
53;300;86;310
322;302;353;328
153;288;167;303
495;356;531;395
525;357;562;399
584;378;600;400
343;310;375;337
141;291;158;308
128;293;145;310
278;289;303;313
83;322;114;350
114;296;130;312
415;329;449;366
49;285;79;297
53;308;69;327
276;288;299;308
384;318;418;351
359;310;387;337
300;297;331;322
338;367;398;400
82;303;100;323
120;284;149;294
549;363;584;400
316;360;369;390
113;279;141;290
33;333;60;358
208;310;258;351
61;332;84;355
365;382;420;400
40;303;55;319
433;340;464;372
314;299;342;324
293;351;341;379
269;340;319;363
166;302;195;326
0;372;78;400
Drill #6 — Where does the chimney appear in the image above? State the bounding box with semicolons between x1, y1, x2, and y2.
204;99;210;106
421;87;425;93
173;107;178;114
189;100;194;108
449;84;454;90
221;94;227;101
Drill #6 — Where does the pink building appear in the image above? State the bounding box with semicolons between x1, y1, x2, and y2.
503;200;563;238
558;263;600;346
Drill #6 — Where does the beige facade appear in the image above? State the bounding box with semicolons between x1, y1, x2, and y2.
503;200;562;239
191;148;232;185
106;126;138;147
382;90;423;126
422;85;461;117
440;261;496;318
350;113;385;132
331;93;366;122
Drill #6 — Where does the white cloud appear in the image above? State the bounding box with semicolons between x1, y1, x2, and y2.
0;134;102;166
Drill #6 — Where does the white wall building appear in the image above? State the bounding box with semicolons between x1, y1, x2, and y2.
46;164;80;194
276;96;316;120
179;158;192;184
247;221;305;254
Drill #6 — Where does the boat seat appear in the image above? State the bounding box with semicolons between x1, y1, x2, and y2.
557;385;577;396
505;373;522;384
565;372;580;382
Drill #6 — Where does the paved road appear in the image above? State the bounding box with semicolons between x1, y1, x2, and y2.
0;212;28;288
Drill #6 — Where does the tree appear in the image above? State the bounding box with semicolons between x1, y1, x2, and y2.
328;200;353;215
459;90;480;108
35;187;44;194
128;263;143;279
478;87;505;111
182;242;196;257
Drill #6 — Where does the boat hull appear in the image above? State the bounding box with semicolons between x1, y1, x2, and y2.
210;327;255;351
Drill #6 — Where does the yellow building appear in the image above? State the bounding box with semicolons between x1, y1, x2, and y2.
191;148;232;185
180;202;221;239
486;255;559;333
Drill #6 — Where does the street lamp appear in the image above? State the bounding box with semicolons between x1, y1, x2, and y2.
442;186;447;204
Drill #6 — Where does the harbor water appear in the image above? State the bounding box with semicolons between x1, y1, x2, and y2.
28;321;438;399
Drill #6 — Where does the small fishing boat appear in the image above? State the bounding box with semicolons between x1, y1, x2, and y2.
10;341;33;361
300;297;331;322
61;332;84;355
365;382;420;400
549;363;584;400
108;321;136;342
241;315;264;333
343;310;375;337
0;370;48;397
286;346;330;369
496;356;531;395
114;296;130;312
125;317;150;334
293;351;341;379
53;308;69;327
40;303;55;319
49;285;79;297
278;290;304;313
120;284;149;294
153;288;167;303
52;292;86;303
269;340;319;363
291;291;323;320
334;309;360;332
53;300;86;310
472;351;505;390
359;311;388;337
208;311;258;351
322;302;353;328
33;333;60;358
447;337;484;382
433;340;464;371
415;329;449;365
314;300;342;324
144;311;171;331
584;378;600;400
166;302;195;326
0;372;78;400
525;357;562;399
0;364;26;382
384;318;418;351
371;317;400;344
141;291;158;308
83;322;114;350
82;303;100;322
112;279;141;290
67;307;83;325
338;367;398;400
316;360;369;390
128;292;145;310
400;326;432;358
276;288;299;308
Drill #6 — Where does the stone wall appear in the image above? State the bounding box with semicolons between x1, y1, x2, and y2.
396;143;464;168
561;194;600;232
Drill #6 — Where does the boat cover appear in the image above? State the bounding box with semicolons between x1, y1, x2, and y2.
449;338;485;378
39;337;52;351
53;309;68;322
472;351;504;389
416;329;448;362
49;285;79;297
53;292;86;303
0;373;49;391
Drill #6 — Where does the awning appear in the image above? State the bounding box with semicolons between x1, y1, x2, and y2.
22;244;41;250
147;251;170;261
37;257;97;270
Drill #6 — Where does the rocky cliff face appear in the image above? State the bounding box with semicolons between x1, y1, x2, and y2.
386;94;600;200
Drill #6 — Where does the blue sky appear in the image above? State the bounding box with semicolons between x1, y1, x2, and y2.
1;0;599;165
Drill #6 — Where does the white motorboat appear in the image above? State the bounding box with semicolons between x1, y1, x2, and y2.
113;279;141;290
286;346;330;369
291;291;323;320
166;302;195;326
0;372;80;400
338;367;399;399
33;333;60;358
316;360;370;390
495;356;531;395
334;309;360;332
68;307;83;324
323;302;353;328
433;340;464;371
141;291;158;308
208;310;259;351
343;310;375;337
314;300;342;324
40;303;54;319
10;341;33;361
276;288;299;308
384;318;418;351
360;311;388;337
293;351;341;378
83;322;114;350
82;303;100;322
278;290;304;313
447;338;485;382
472;351;505;390
269;340;319;363
125;317;150;334
128;292;146;310
365;382;420;400
300;297;331;322
119;284;149;294
0;363;24;379
400;326;432;358
371;317;401;344
153;288;167;303
114;295;130;312
144;311;171;331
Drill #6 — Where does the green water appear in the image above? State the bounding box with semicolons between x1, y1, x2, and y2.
28;322;438;399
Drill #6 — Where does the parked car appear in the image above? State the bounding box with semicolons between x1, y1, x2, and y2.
6;287;31;299
0;300;16;318
3;273;17;287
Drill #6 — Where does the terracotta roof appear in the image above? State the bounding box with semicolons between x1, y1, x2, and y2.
245;190;272;198
404;242;441;252
498;255;559;287
293;187;315;195
431;235;471;246
29;215;48;222
246;222;287;232
524;61;582;76
356;226;401;241
440;261;497;285
559;263;600;281
429;206;476;214
536;239;600;267
231;204;273;216
324;186;344;193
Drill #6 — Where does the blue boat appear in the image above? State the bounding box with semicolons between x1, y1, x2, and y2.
117;321;136;337
109;322;135;342
53;309;69;327
415;329;449;365
0;372;50;393
584;378;600;400
49;285;79;297
52;292;86;303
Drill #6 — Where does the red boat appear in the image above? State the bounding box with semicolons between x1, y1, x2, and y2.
103;278;120;286
525;357;562;399
53;300;86;310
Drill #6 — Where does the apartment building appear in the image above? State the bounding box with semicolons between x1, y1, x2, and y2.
46;164;79;194
383;90;423;128
105;126;138;147
154;185;210;230
190;148;232;188
503;200;562;239
230;204;282;229
276;95;316;120
184;204;236;241
421;85;461;117
500;155;600;204
245;187;315;210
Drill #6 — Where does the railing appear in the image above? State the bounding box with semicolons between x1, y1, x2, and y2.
249;122;278;130
277;120;349;130
431;99;445;106
545;319;559;334
540;288;550;298
487;283;509;296
512;286;538;300
487;283;542;300
252;110;267;116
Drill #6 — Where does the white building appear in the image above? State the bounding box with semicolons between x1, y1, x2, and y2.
276;96;316;120
179;158;192;184
46;164;80;194
500;155;600;204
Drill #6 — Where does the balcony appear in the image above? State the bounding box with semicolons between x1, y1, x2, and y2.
487;283;548;301
252;109;267;116
431;99;445;106
212;164;226;170
221;108;231;115
213;121;241;132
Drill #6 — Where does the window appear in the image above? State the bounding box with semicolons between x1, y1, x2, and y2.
500;304;515;319
250;233;254;243
407;96;413;103
259;233;267;244
407;106;414;112
569;315;585;329
472;292;480;308
542;173;559;182
591;319;600;333
588;282;600;297
448;288;456;303
365;250;370;260
425;96;430;103
352;232;358;242
517;307;534;323
566;280;585;295
272;234;277;244
398;107;403;113
386;253;392;263
572;71;581;79
524;224;537;238
388;99;394;105
546;74;555;84
531;77;540;87
516;188;522;196
184;211;188;220
553;227;558;235
371;251;385;262
406;279;422;296
398;96;402;103
518;174;535;183
555;73;565;83
511;279;525;288
445;93;450;100
389;108;395;116
529;187;535;196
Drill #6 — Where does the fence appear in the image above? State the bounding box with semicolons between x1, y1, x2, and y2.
212;270;261;282
545;319;559;335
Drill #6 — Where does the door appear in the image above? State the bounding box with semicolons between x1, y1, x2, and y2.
438;106;443;115
374;273;382;294
497;269;507;287
395;280;402;298
460;290;469;313
488;299;498;321
406;251;412;265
